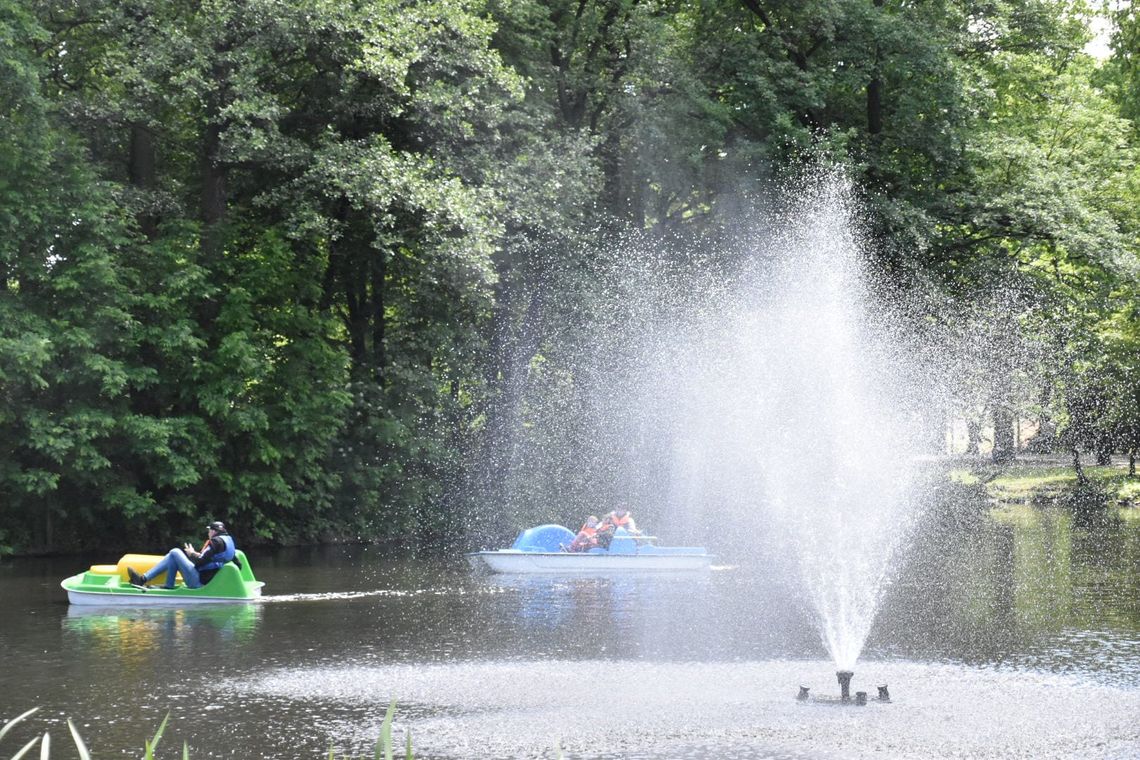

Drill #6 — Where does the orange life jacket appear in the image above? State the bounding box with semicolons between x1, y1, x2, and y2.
603;511;633;529
569;524;598;552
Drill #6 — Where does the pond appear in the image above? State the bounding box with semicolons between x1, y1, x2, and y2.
1;506;1137;759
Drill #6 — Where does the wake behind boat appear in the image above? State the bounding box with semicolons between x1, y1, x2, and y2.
467;524;714;574
61;551;264;605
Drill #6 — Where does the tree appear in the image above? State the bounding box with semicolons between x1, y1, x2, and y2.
1;1;161;549
4;0;533;549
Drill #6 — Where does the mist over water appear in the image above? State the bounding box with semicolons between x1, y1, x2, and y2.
496;169;939;670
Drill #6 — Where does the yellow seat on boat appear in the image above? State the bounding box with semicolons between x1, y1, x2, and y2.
87;564;119;575
114;554;182;585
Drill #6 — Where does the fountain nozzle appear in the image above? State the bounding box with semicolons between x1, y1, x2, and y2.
836;670;854;702
797;686;810;701
877;685;891;702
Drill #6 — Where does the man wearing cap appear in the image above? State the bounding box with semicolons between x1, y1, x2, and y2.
128;521;238;589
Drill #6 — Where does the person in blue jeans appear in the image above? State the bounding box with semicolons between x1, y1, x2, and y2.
128;521;237;589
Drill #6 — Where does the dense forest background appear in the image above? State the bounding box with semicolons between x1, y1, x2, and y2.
2;0;1139;555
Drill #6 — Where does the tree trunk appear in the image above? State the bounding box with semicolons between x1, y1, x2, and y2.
347;273;368;371
331;208;372;376
991;375;1015;464
369;247;387;383
200;119;227;257
1072;447;1088;486
200;52;232;261
992;409;1015;463
966;418;981;456
129;122;158;239
866;0;884;136
600;129;644;225
867;77;882;135
474;271;548;537
326;202;387;380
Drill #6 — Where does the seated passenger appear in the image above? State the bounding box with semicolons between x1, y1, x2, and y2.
596;505;638;548
127;521;236;589
567;515;601;552
600;506;638;534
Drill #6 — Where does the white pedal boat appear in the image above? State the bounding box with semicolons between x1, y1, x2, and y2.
467;524;714;574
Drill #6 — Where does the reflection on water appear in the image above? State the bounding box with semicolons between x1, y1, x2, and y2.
872;506;1140;684
0;508;1137;758
484;572;698;633
62;604;262;657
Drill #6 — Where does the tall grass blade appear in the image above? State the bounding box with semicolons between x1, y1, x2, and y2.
0;707;39;743
182;740;190;759
374;700;395;760
9;736;39;760
37;732;48;760
148;713;170;756
404;729;413;760
67;719;91;760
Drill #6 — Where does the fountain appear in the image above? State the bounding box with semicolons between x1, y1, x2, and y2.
837;670;854;702
795;668;888;707
652;171;936;686
209;180;1140;758
488;169;939;687
355;170;1140;758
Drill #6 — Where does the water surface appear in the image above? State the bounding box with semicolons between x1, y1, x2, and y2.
1;507;1137;758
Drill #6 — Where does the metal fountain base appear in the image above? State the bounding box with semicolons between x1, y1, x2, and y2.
797;671;892;706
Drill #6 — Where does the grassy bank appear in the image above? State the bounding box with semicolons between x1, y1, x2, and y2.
951;458;1140;516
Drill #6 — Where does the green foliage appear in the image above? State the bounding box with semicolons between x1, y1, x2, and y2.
1;0;521;550
0;0;1137;552
1105;1;1140;128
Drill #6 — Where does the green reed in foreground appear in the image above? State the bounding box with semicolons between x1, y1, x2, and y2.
2;702;416;760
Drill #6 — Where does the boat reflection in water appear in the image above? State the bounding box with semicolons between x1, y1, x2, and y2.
62;603;262;658
483;573;628;629
480;569;710;638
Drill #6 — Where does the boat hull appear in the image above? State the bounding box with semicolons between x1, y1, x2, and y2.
467;550;713;574
65;585;263;606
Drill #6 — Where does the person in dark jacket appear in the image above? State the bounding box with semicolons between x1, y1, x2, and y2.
128;521;237;589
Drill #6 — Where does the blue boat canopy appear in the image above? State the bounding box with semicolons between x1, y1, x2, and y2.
511;524;575;552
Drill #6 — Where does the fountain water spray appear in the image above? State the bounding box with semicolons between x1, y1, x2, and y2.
659;171;936;672
488;167;936;678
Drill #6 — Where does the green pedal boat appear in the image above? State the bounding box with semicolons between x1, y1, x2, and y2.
61;551;264;605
